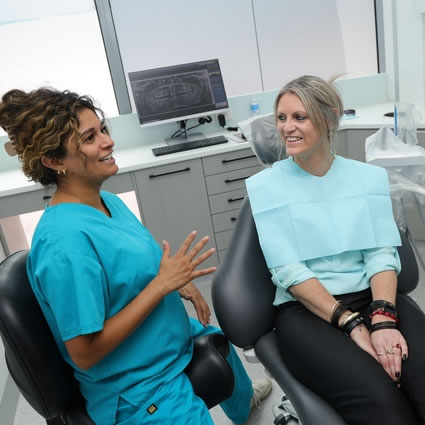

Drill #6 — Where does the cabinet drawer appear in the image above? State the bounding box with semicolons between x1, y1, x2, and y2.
215;229;234;251
345;129;378;162
0;187;54;218
133;158;218;267
209;189;246;214
203;148;259;175
205;165;262;195
212;210;240;233
218;250;227;264
102;172;134;194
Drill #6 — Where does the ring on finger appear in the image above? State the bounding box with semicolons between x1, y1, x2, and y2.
377;352;386;356
393;343;401;349
386;347;395;355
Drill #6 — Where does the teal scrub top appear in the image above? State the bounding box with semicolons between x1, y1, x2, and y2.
27;192;193;425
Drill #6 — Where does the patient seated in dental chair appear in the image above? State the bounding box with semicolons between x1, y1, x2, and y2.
244;75;425;425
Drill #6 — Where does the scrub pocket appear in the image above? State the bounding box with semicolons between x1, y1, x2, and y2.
115;372;213;425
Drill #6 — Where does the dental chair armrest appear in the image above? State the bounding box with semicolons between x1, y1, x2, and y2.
184;333;234;409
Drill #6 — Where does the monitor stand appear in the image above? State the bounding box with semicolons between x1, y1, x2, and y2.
165;120;205;146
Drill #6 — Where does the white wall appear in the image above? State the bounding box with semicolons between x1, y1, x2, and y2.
110;0;378;110
335;0;377;78
383;0;425;108
110;0;263;99
253;0;346;90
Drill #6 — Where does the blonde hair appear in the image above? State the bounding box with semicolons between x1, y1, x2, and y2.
0;88;105;185
274;75;343;147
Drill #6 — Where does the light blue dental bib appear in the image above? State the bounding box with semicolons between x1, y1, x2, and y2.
246;156;401;268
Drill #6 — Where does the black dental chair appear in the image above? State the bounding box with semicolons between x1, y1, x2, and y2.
0;250;234;425
212;197;420;425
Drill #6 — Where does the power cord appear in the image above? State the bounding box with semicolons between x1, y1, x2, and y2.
198;115;212;124
170;116;212;139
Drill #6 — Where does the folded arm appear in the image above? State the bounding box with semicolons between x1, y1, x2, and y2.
272;260;377;360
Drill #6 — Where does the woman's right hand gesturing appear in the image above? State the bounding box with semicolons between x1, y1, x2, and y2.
156;231;217;295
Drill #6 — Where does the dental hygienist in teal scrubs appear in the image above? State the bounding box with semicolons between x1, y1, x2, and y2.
0;88;270;425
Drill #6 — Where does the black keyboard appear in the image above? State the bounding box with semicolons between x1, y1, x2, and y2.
152;135;228;156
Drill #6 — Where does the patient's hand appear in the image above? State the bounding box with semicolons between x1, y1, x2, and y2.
179;281;211;327
350;324;380;362
370;326;407;383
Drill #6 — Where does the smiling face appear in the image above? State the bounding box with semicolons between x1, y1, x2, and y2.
276;92;329;165
61;108;118;186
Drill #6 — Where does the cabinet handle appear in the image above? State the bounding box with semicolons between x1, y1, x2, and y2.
227;196;244;203
149;167;190;179
230;217;237;222
224;176;250;184
221;154;256;164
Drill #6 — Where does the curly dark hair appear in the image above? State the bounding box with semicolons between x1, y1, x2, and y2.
0;87;105;186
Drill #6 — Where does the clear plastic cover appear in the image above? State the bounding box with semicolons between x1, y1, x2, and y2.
365;104;425;231
238;113;286;167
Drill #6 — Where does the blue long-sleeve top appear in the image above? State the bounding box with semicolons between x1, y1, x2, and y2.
270;246;401;306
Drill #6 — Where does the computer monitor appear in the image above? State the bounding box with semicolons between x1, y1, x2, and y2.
128;59;229;142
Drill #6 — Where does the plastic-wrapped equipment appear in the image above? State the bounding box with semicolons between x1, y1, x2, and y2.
238;113;286;167
365;105;425;232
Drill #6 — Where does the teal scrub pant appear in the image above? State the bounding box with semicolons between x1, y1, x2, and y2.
116;320;253;425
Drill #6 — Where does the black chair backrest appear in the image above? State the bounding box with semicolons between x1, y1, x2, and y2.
0;250;76;420
212;199;275;349
397;229;419;294
0;250;234;423
212;198;419;349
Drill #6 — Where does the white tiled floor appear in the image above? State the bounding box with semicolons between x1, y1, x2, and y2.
13;241;425;425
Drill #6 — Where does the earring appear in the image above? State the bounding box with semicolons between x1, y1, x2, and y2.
61;169;67;176
57;169;67;176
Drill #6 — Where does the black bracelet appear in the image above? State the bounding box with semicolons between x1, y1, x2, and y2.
340;312;362;334
331;303;348;327
370;321;397;334
343;315;365;336
369;300;396;316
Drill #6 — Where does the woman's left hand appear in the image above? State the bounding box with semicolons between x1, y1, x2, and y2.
178;281;211;327
370;324;408;383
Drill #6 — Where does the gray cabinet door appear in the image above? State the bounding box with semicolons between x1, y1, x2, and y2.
334;129;347;157
134;158;218;266
345;129;378;162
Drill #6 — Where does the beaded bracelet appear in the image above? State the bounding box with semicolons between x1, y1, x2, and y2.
370;320;397;334
369;308;399;323
368;300;396;316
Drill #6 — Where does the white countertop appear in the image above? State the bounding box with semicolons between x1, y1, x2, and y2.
0;131;250;198
1;102;423;198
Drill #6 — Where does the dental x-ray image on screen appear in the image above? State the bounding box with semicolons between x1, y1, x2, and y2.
129;59;229;126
